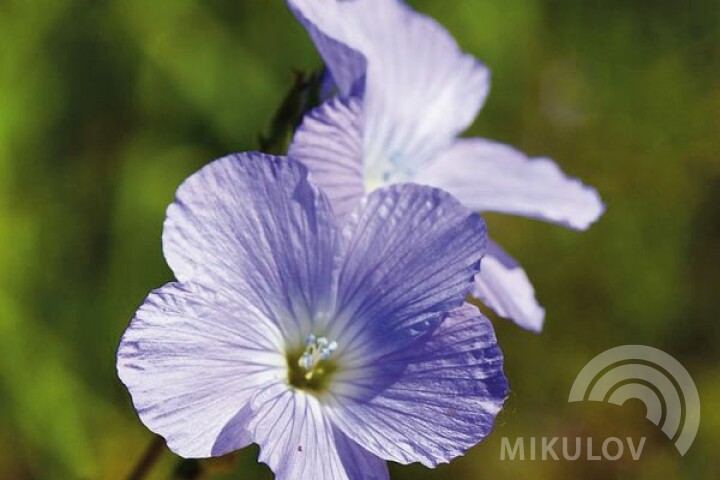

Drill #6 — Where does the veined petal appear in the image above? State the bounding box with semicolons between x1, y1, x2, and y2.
474;240;545;333
285;1;366;95
163;153;337;345
249;385;388;480
287;0;490;180
333;425;389;480
288;97;365;222
329;184;486;363
327;303;508;467
416;138;605;230
117;282;285;458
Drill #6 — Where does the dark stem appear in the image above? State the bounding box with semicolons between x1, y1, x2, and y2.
258;69;323;154
126;435;166;480
172;459;204;479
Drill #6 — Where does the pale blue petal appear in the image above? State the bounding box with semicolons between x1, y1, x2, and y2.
474;240;545;333
249;384;388;480
328;184;486;363
285;0;366;95
333;425;389;480
117;282;285;457
162;153;338;345
326;303;508;467
416;138;605;230
288;97;365;221
287;0;490;181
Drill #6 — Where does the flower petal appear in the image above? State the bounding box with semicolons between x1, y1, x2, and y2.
287;0;490;180
328;184;486;363
285;0;366;95
288;97;365;221
163;153;337;344
333;425;390;480
416;138;605;230
327;303;508;467
318;184;485;376
474;239;545;333
117;282;285;457
249;385;388;480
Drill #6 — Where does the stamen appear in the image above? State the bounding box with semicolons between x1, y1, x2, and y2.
297;335;338;380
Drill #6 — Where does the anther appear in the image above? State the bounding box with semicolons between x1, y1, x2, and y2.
297;335;338;379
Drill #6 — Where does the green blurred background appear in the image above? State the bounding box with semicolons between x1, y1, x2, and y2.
1;0;718;478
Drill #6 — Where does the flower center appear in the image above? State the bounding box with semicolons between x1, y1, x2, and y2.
287;334;338;393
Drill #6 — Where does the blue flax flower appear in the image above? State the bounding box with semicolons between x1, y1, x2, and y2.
117;153;508;478
286;0;605;332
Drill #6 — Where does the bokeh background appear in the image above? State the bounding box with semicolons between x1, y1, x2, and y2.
1;0;719;478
